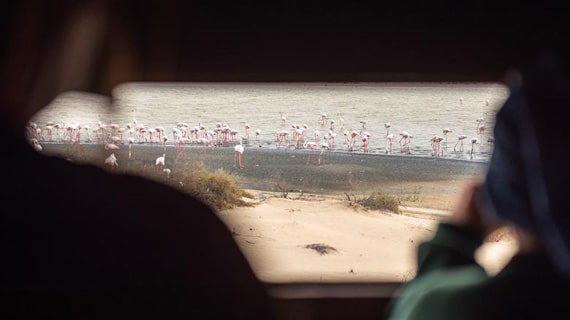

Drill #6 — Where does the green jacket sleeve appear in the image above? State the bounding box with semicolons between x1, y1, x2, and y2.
383;223;489;320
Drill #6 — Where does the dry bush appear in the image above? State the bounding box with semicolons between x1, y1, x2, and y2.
124;161;254;211
357;191;401;214
304;243;338;255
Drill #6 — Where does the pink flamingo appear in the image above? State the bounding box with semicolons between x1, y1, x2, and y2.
361;131;371;153
105;142;120;152
234;140;245;169
30;138;42;152
303;141;319;165
454;134;468;152
128;137;134;159
399;131;412;154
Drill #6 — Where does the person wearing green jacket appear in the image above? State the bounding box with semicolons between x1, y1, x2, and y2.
384;54;570;319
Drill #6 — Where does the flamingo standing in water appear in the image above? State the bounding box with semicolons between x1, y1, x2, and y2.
384;123;392;135
470;137;479;158
318;141;329;165
244;123;251;141
399;131;412;154
430;135;445;157
234;139;245;169
304;141;319;165
454;134;468;152
385;133;394;154
255;129;261;142
360;131;371;153
128;137;134;159
442;128;453;142
319;113;327;126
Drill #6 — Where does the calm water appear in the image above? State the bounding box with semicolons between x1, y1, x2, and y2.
32;82;509;162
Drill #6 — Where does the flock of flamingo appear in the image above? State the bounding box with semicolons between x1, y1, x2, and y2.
25;111;494;172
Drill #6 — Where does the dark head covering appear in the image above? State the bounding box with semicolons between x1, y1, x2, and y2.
479;53;570;278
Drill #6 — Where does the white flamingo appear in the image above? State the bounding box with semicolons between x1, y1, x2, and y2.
442;128;453;142
234;139;245;169
318;141;329;165
104;153;118;168
470;137;479;157
155;153;166;169
128;137;134;159
385;133;394;154
384;123;392;135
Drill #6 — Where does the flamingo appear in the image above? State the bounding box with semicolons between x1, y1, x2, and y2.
454;134;468;152
319;113;327;126
360;131;371;153
128;137;134;159
104;153;118;168
255;128;261;142
385;133;394;154
338;118;345;132
399;131;412;154
155;153;166;169
442;128;453;142
234;139;245;169
105;142;120;151
244;123;251;141
470;137;479;156
162;136;169;153
30;138;42;152
303;141;319;165
280;112;287;125
430;135;444;157
384;123;392;135
318;141;329;165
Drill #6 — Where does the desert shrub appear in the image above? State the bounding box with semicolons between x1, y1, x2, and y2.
123;161;254;211
357;191;401;214
172;162;255;211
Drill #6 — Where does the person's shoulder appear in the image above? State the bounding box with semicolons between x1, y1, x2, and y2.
387;266;489;320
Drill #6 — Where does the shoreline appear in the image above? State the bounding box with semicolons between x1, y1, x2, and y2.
40;142;488;211
38;142;515;283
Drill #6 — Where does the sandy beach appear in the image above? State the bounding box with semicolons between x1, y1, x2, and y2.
41;142;518;283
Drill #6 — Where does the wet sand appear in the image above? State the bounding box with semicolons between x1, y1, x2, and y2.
41;142;488;210
38;142;515;283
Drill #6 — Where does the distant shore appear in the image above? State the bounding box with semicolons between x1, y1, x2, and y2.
41;142;488;210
